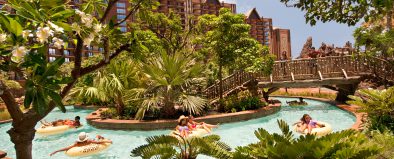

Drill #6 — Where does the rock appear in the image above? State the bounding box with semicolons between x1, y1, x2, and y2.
298;36;313;59
0;150;7;158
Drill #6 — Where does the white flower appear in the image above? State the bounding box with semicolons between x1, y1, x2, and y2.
22;30;33;39
71;23;81;34
12;46;28;57
94;23;102;33
75;9;84;16
53;37;64;49
36;27;54;43
0;34;7;43
83;33;95;46
81;14;93;28
48;21;64;33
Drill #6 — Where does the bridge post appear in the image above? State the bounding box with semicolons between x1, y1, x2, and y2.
335;83;359;102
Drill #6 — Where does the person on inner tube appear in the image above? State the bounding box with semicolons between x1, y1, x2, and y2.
294;114;325;134
41;116;81;128
49;132;112;156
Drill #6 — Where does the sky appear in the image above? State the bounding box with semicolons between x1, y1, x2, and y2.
222;0;358;58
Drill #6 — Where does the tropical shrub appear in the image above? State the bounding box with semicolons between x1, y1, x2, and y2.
131;134;232;159
347;87;394;132
135;53;207;119
233;120;379;159
222;95;267;113
366;130;394;159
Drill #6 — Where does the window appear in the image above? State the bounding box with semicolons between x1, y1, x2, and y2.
49;48;56;55
49;57;56;62
120;27;127;32
65;58;70;63
117;15;126;20
0;4;3;9
117;9;126;14
99;48;104;52
87;52;93;57
63;50;70;56
118;21;126;26
116;2;125;8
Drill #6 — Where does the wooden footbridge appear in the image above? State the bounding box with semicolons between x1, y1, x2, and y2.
204;55;394;102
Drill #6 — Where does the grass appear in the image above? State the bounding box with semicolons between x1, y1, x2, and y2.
271;91;337;100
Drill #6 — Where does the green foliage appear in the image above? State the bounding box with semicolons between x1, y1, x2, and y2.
233;119;379;159
100;107;118;119
197;8;274;74
366;130;394;159
279;0;394;26
131;134;232;159
347;87;394;132
136;52;207;119
222;95;267;113
354;25;394;57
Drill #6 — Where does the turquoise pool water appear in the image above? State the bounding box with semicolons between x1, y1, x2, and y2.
0;97;356;159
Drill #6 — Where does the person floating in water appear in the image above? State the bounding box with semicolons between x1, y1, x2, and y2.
41;116;81;128
49;132;112;156
293;114;325;134
187;115;218;133
287;97;308;106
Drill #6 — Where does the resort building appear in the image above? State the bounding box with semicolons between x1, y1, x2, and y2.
244;8;291;60
0;0;291;61
271;28;292;60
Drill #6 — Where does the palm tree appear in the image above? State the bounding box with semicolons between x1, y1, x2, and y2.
131;134;232;159
233;120;379;159
69;58;142;115
136;53;207;119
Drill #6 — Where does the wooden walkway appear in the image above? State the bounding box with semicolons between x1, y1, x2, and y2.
204;55;394;102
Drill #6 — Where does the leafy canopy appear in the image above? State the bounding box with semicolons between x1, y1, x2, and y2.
279;0;394;26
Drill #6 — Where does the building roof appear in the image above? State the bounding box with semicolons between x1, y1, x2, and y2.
203;0;221;5
245;8;261;19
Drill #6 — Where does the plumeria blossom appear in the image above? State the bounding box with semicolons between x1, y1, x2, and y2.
36;27;54;43
22;30;33;39
81;14;94;28
75;9;94;28
83;33;95;46
71;23;81;35
53;37;64;49
12;46;28;57
48;21;64;33
94;23;102;33
0;33;7;43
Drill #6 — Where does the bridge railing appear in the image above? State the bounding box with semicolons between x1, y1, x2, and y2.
204;55;394;100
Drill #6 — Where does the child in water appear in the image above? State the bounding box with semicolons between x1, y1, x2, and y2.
294;114;325;134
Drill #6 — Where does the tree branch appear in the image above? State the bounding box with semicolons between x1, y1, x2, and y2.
114;0;144;27
100;0;120;23
80;43;132;76
0;80;23;121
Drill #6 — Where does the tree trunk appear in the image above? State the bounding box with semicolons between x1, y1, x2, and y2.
386;9;392;31
116;95;125;116
246;79;259;97
162;96;176;118
218;64;224;111
8;123;36;159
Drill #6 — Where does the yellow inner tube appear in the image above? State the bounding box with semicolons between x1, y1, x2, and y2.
65;139;112;157
36;125;71;136
293;121;332;136
170;128;210;139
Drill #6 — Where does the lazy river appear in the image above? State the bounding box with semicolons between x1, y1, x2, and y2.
0;97;356;159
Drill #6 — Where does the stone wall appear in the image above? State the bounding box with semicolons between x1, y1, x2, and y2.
86;103;281;130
